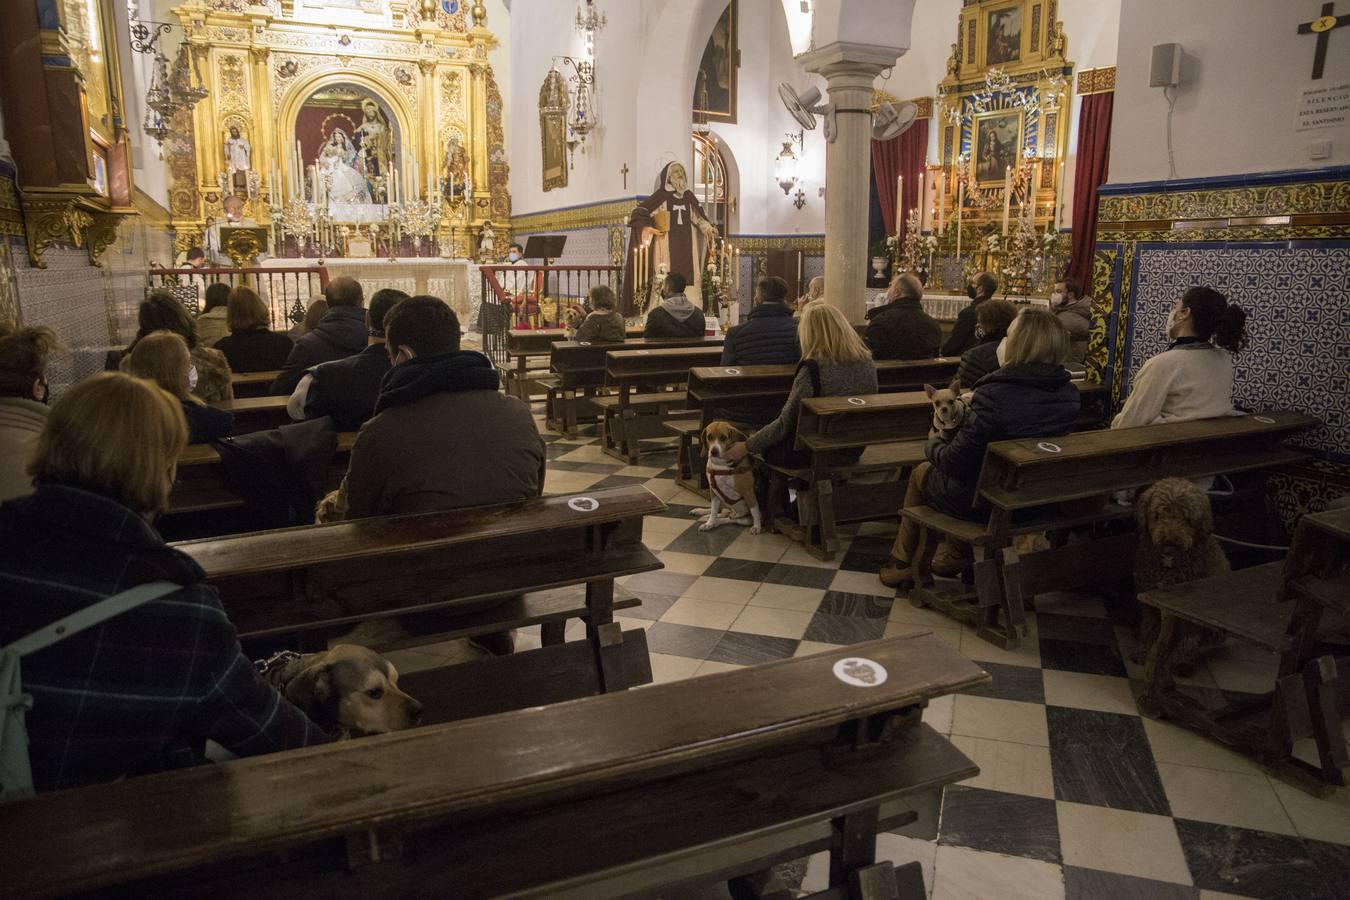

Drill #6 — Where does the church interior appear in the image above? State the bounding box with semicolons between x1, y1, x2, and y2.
1;0;1349;897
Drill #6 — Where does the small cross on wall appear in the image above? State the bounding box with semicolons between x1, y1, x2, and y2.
620;163;630;190
1298;2;1349;80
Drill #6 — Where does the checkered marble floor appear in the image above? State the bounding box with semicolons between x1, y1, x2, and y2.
397;412;1350;900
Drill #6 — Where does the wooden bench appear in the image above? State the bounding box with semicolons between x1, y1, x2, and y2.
672;357;964;495
763;383;1109;561
1140;506;1350;789
3;633;987;900
598;345;724;464
229;369;280;398
168;432;357;518
504;327;644;402
547;335;723;435
903;411;1320;650
211;395;292;434
172;486;665;680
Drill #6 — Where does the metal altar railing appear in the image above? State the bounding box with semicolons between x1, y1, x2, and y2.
478;264;622;364
147;266;332;329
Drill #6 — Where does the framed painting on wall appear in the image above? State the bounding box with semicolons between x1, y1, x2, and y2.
986;4;1023;67
692;0;738;124
973;110;1023;184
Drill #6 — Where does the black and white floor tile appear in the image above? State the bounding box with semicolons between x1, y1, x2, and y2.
392;415;1350;900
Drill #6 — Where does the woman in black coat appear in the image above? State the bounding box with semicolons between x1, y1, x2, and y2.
213;286;294;373
956;298;1018;391
881;309;1081;588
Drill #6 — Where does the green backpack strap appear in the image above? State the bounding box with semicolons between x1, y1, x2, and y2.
1;581;180;802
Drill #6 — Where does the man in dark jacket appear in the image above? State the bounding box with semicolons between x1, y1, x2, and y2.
340;295;545;518
721;276;801;365
941;271;998;358
716;276;802;427
644;273;706;338
865;272;941;360
286;287;408;431
270;276;368;395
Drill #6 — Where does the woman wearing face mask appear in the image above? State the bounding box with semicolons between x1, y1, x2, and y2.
956;298;1017;391
0;324;59;500
1111;286;1247;429
126;331;235;444
114;291;235;403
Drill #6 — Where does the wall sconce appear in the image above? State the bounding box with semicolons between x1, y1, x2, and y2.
554;55;597;165
775;131;804;195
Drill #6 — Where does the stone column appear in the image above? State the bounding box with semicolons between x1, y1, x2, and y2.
800;44;906;324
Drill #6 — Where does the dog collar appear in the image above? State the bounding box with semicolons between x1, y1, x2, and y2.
255;649;302;677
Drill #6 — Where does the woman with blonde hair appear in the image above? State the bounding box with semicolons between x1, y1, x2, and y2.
0;324;59;500
723;300;878;520
880;308;1081;588
291;295;329;339
0;372;329;791
114;290;235;403
126;330;234;444
213;286;294;373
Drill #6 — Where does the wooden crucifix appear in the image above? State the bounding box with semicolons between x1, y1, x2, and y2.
1299;2;1349;80
620;163;630;189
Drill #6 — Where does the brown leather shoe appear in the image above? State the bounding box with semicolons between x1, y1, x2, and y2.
879;558;915;590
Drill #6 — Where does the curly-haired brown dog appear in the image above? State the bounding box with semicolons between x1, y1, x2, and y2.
1131;478;1230;676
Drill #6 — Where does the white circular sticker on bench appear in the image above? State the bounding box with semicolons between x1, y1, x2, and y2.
1036;441;1062;454
578;341;591;346
567;497;600;512
847;397;867;406
833;657;888;688
724;367;741;375
1253;415;1275;424
638;350;650;355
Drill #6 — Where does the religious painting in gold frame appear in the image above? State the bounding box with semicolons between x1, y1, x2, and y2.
539;68;569;192
985;3;1023;67
972;110;1023;185
693;0;738;124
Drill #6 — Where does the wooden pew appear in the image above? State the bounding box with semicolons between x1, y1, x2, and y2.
211;395;292;434
598;345;725;463
168;432;357;518
1139;506;1350;788
673;357;964;494
769;382;1108;560
504;326;643;402
172;486;666;672
230;369;280;398
548;335;723;435
4;633;987;900
903;411;1320;650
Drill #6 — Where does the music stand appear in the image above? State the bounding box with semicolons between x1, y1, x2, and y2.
523;235;567;266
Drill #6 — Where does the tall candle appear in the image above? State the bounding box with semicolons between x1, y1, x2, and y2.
895;175;904;236
956;180;965;258
1002;166;1012;236
937;168;946;234
917;170;927;232
1029;161;1041;223
1056;161;1066;230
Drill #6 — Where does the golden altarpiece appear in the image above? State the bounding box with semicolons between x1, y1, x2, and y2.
168;0;510;259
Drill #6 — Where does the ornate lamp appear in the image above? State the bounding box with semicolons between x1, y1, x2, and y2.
774;133;803;195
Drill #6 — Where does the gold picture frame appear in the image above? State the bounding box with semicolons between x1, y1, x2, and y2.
984;2;1024;67
692;0;738;124
971;109;1024;185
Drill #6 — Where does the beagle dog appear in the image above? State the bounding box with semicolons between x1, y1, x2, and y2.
261;644;423;736
690;420;763;534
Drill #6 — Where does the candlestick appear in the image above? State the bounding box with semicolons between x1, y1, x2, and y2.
1002;166;1012;236
1028;161;1041;224
1056;161;1065;230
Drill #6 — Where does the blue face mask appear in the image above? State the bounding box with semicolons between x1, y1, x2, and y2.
508;251;521;262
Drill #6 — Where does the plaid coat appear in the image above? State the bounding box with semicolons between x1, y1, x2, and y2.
0;484;330;791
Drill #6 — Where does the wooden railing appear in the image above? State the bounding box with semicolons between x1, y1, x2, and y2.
147;265;331;329
478;264;621;364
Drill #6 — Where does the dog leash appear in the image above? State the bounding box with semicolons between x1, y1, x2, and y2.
255;650;302;680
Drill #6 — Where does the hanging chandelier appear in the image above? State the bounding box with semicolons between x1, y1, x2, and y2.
130;18;208;151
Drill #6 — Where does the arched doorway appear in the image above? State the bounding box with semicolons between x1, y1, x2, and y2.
691;130;739;237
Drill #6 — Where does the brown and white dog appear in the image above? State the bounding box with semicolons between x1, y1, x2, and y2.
561;304;588;339
261;644;423;736
925;379;969;440
690;420;763;534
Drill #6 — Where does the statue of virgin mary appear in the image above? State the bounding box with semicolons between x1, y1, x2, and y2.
318;129;372;204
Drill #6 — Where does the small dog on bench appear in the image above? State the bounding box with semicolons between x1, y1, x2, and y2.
925;380;969;440
690;420;763;534
561;303;588;339
259;644;423;737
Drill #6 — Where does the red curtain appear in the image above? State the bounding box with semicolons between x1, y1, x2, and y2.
1067;91;1113;288
871;119;930;237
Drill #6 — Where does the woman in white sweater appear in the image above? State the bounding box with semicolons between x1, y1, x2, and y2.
1112;286;1248;429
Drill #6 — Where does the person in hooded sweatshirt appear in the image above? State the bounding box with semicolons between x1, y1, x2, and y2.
339;295;545;518
1051;276;1093;364
270;276;369;395
880;309;1080;589
643;273;706;338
